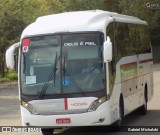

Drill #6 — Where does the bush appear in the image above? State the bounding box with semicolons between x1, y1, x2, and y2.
6;73;18;80
0;72;18;83
0;77;10;83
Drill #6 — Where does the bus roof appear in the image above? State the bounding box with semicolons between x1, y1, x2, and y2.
21;10;147;38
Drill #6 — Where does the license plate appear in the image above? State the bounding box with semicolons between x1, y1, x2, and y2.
56;118;71;124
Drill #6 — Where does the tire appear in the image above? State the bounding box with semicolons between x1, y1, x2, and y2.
112;96;124;131
139;90;147;115
41;129;54;135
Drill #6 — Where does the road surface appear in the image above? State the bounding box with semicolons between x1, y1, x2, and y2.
0;64;160;135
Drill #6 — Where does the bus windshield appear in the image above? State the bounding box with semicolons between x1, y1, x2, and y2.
20;33;105;97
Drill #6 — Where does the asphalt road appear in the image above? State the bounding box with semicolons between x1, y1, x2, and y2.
0;64;160;135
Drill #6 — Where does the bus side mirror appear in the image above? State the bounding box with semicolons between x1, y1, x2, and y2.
6;42;20;69
103;36;112;63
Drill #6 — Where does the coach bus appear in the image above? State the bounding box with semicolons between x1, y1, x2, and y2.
6;10;153;135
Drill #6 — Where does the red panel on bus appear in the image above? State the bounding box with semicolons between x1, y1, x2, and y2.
22;38;30;53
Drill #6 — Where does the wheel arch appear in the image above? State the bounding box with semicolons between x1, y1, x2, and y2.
144;83;148;102
119;93;124;117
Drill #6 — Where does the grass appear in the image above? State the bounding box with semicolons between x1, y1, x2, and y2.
0;72;18;83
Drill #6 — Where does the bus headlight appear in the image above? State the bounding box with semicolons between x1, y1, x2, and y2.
88;96;106;112
21;101;38;115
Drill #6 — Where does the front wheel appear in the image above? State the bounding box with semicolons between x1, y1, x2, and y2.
112;98;124;131
139;91;147;115
41;129;54;135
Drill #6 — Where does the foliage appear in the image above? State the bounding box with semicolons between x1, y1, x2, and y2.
6;73;18;80
0;0;160;79
0;0;52;78
62;0;108;11
0;77;10;83
0;72;18;83
118;0;160;28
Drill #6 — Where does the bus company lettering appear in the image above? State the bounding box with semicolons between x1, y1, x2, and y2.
64;42;79;46
70;102;87;106
64;41;96;46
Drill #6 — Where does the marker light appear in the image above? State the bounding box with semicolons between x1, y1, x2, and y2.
22;38;30;46
22;38;30;53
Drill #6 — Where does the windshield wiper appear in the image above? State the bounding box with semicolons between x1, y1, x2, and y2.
63;57;85;94
38;52;58;99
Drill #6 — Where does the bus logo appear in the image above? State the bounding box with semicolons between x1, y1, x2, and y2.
71;102;87;106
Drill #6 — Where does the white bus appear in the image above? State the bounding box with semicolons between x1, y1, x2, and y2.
6;10;153;134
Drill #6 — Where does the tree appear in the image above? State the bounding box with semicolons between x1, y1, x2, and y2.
0;0;52;77
0;0;160;78
51;0;109;12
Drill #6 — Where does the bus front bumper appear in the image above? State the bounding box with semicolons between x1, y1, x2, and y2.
20;103;112;127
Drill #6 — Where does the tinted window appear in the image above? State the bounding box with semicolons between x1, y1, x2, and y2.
108;22;151;63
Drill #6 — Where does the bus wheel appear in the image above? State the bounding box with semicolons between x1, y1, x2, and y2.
41;128;54;135
112;97;124;131
139;90;147;115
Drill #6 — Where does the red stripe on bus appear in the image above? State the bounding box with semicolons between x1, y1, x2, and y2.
140;59;153;64
64;98;68;110
120;62;137;68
